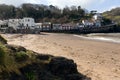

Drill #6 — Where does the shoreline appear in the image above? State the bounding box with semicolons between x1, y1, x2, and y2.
1;33;120;80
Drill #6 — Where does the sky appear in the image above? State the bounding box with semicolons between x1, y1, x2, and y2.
0;0;120;12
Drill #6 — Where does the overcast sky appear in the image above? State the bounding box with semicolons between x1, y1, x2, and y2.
0;0;120;12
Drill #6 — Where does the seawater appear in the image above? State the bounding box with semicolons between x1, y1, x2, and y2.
74;33;120;43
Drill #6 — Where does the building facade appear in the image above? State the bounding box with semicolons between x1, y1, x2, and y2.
22;18;35;29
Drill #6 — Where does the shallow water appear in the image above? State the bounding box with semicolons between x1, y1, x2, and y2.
74;33;120;43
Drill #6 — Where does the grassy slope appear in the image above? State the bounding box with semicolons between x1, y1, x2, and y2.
103;7;120;25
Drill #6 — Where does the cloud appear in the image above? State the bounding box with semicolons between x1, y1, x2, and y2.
109;6;119;10
46;0;107;9
47;0;97;8
0;0;42;6
0;0;105;8
0;0;26;6
100;0;105;3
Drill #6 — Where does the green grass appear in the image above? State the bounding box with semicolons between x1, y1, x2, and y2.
15;51;29;62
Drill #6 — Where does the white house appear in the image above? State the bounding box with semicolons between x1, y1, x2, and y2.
93;13;103;27
82;20;94;27
8;19;22;30
0;20;9;33
93;13;102;21
52;24;61;30
22;17;35;29
8;17;35;30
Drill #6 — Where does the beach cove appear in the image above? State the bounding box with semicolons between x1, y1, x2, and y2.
1;33;120;80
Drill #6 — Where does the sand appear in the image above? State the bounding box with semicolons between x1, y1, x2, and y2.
1;33;120;80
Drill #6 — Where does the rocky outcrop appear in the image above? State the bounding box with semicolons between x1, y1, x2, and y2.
48;57;90;80
48;57;77;75
18;56;91;80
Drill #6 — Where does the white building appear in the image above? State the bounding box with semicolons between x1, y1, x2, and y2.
42;22;52;30
35;23;42;29
82;20;94;27
93;13;102;21
22;17;35;29
52;24;61;30
8;19;22;30
0;20;9;33
93;13;103;27
8;17;35;30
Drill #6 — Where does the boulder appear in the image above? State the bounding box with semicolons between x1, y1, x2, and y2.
36;54;53;61
65;74;91;80
48;57;77;76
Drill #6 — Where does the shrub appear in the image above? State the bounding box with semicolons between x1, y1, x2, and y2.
15;51;29;62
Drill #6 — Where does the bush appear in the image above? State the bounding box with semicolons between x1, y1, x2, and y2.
15;51;29;62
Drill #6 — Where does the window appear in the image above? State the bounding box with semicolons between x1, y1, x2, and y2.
26;24;28;27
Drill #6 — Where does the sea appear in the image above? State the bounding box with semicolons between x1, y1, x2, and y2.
74;33;120;44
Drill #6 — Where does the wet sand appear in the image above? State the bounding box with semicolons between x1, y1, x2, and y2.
1;33;120;80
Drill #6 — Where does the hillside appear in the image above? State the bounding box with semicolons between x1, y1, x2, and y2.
103;7;120;25
0;4;85;23
0;35;90;80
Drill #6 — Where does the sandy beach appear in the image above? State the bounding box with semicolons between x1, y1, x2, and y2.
1;33;120;80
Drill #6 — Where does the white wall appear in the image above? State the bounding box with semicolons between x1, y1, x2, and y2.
8;18;35;30
8;19;21;30
35;23;42;29
22;18;35;29
93;13;102;20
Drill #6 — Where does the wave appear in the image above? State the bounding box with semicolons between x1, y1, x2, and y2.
74;34;120;44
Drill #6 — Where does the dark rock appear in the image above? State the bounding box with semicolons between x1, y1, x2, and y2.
36;54;53;60
65;74;91;80
48;57;78;76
